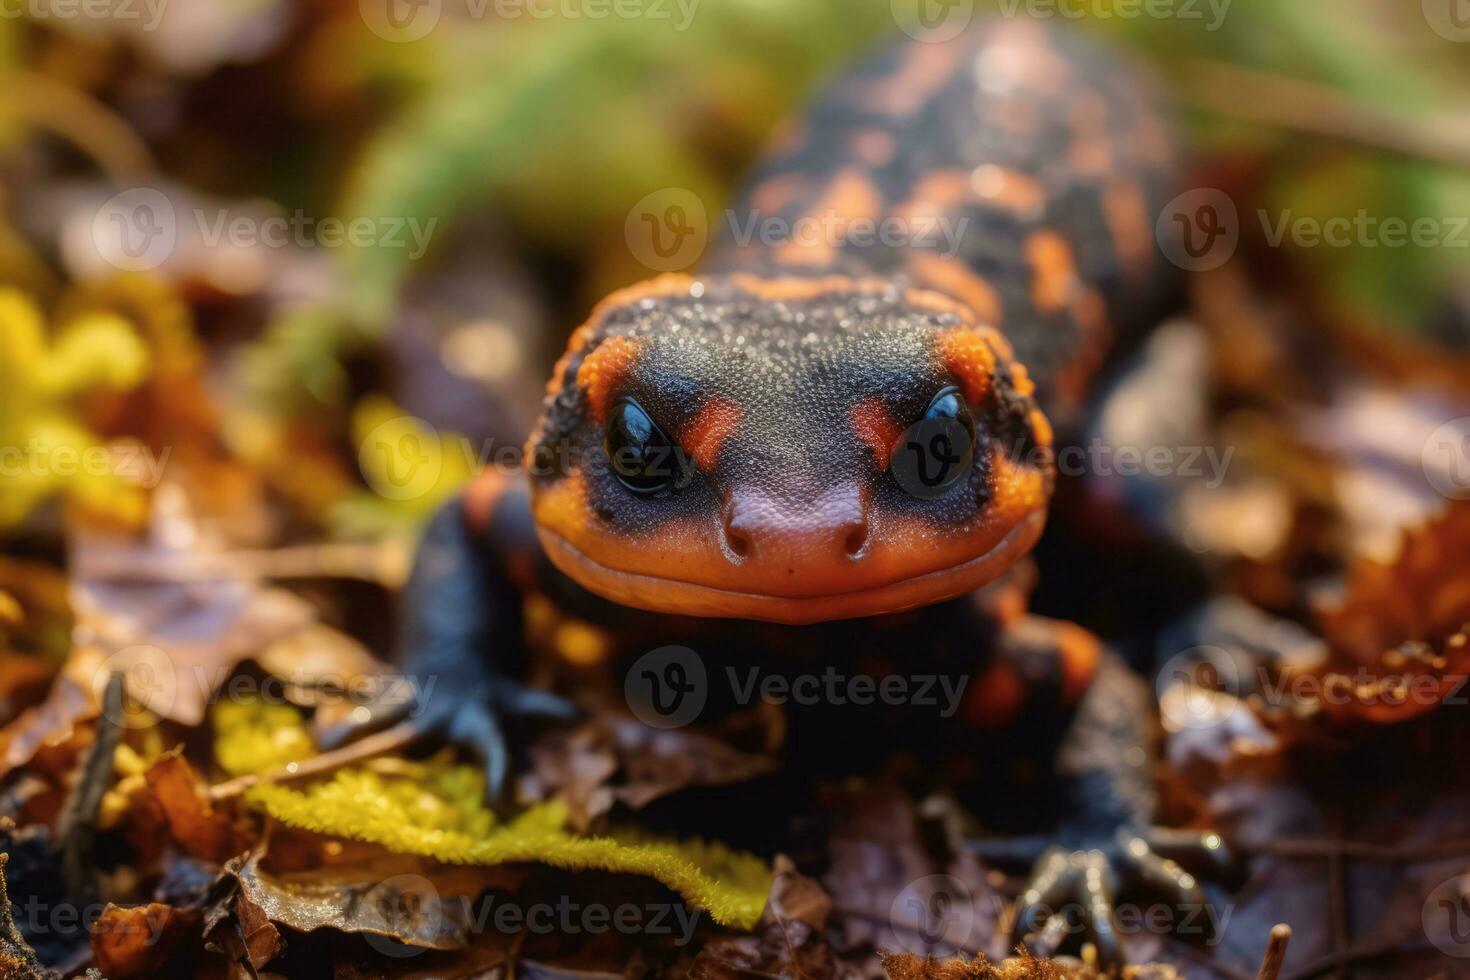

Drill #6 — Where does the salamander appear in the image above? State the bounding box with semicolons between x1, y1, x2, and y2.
331;18;1230;961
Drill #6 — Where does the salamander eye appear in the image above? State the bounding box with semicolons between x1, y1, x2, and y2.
891;385;977;498
924;385;976;438
605;399;682;495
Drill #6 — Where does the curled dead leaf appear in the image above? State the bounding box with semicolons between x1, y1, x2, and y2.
144;751;252;863
89;902;195;978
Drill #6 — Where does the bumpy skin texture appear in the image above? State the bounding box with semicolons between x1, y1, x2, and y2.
524;20;1175;623
361;19;1215;962
712;18;1176;423
527;275;1052;623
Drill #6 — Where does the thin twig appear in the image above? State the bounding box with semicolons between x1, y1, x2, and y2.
209;722;420;801
56;672;124;897
0;71;154;180
75;542;409;588
1257;924;1291;980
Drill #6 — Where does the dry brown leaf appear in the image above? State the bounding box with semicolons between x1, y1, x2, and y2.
523;713;779;831
89;902;196;978
0;676;93;781
1288;502;1470;726
144;751;251;863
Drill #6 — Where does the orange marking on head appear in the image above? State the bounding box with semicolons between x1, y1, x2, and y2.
1026;230;1077;313
1009;361;1036;399
851;398;903;470
576;336;640;424
909;253;1003;326
681;397;741;472
543;275;699;402
938;328;1001;407
1029;408;1053;449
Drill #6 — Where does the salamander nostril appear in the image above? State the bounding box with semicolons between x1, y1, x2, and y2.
843;521;869;558
724;522;752;559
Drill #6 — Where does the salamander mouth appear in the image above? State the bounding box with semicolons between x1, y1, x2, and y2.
536;511;1045;625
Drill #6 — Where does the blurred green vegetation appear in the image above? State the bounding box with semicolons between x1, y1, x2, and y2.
1;0;1469;531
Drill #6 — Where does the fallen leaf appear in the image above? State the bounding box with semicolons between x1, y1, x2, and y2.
66;487;319;727
144;751;252;863
89;902;195;978
523;712;779;831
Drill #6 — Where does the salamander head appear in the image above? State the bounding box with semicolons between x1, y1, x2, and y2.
525;274;1054;625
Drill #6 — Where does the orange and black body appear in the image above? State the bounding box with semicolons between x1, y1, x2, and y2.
341;19;1216;956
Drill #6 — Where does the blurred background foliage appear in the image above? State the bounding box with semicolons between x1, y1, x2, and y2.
0;0;1467;538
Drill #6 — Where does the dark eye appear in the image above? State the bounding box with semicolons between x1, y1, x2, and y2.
605;399;681;494
890;386;977;499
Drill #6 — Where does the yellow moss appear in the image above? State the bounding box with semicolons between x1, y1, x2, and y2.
214;665;771;927
245;764;771;928
212;699;316;778
0;288;153;525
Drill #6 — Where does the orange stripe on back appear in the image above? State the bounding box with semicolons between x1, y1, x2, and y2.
908;253;1003;325
1025;230;1077;313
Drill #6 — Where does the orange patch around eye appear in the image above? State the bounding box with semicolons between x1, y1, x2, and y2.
681;397;741;472
938;328;1001;407
851;398;904;470
576;336;640;424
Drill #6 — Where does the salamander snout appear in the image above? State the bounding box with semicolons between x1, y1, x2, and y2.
721;483;870;565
